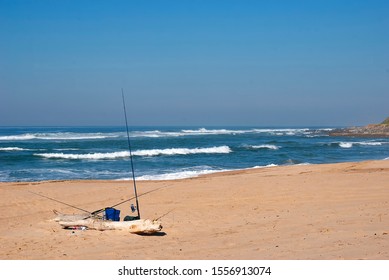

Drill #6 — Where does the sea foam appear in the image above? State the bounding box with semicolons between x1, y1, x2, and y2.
338;141;383;148
0;147;29;151
132;146;231;156
136;169;226;180
339;142;353;148
251;164;279;168
35;151;130;160
35;146;232;160
0;134;36;141
130;127;328;138
250;144;280;150
134;163;281;181
132;128;250;138
357;141;383;146
0;127;334;141
0;132;119;141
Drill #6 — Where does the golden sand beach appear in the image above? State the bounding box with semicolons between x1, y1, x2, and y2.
0;160;388;260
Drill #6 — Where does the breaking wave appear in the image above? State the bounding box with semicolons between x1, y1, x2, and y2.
35;151;130;160
136;168;227;181
132;146;231;156
130;128;250;138
0;147;30;151
130;127;333;138
0;127;335;141
339;142;353;148
250;144;280;150
0;132;119;141
252;128;310;136
251;164;279;168
338;141;384;149
357;141;384;146
34;146;232;160
136;163;281;181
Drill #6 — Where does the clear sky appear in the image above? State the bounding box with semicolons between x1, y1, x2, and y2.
1;0;388;126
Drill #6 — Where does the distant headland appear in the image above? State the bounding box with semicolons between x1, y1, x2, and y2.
329;117;389;137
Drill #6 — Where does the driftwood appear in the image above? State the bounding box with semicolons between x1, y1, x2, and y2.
53;210;162;234
58;218;162;234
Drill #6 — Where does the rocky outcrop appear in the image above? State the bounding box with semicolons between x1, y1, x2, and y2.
330;118;389;137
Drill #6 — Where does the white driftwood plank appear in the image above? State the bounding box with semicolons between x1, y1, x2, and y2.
59;218;162;234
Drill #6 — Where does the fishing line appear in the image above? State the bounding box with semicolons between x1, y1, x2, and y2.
155;209;174;221
28;190;91;214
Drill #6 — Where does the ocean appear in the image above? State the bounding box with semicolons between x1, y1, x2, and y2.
1;126;388;182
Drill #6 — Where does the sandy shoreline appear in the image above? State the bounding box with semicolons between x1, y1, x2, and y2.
0;160;388;260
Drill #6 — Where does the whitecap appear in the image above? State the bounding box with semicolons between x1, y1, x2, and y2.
0;147;30;151
0;134;36;141
253;128;310;135
131;130;183;138
0;132;120;141
54;148;80;151
250;144;280;150
181;128;249;135
132;128;316;138
339;142;353;148
35;151;130;160
34;146;232;160
132;146;231;157
338;141;384;148
355;141;382;146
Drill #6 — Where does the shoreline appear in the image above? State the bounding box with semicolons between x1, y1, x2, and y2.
2;158;388;184
2;126;388;183
1;160;389;260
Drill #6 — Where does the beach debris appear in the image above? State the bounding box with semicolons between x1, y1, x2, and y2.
67;226;87;231
53;210;162;234
58;218;162;234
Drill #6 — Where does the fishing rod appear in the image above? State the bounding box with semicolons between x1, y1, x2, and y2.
122;88;141;219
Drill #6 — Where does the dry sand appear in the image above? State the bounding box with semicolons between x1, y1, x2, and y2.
0;160;388;260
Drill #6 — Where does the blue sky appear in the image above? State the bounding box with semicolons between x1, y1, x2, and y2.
1;0;388;126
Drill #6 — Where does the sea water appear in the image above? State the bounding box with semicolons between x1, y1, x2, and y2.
0;126;388;182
